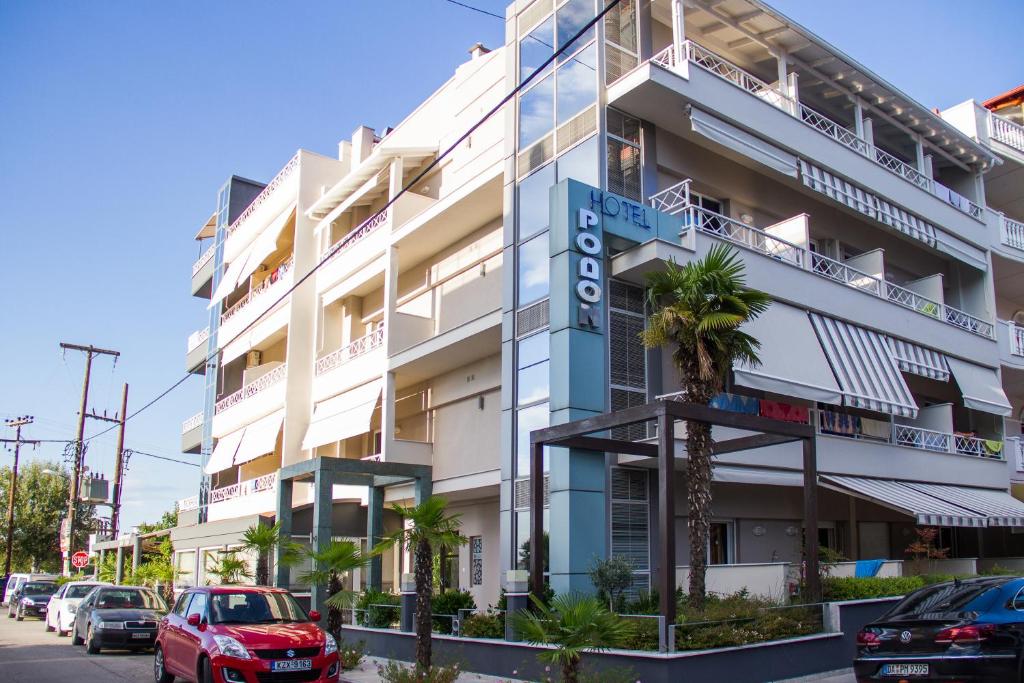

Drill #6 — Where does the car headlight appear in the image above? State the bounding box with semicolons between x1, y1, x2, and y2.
67;604;78;614
96;620;124;629
213;635;251;660
324;633;337;656
21;598;34;606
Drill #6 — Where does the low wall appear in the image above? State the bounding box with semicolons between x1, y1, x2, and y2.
977;557;1024;573
346;597;900;683
830;560;903;578
675;562;790;602
905;557;978;576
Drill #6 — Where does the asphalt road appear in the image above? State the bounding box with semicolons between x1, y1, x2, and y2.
0;607;155;682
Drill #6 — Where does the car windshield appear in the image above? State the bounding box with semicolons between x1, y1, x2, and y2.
886;580;1004;620
22;582;58;596
209;592;309;625
66;585;99;599
94;588;167;611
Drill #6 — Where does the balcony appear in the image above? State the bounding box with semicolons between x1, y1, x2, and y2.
191;242;216;297
224;155;299;250
990;114;1024;156
177;495;199;512
181;411;204;454
207;472;278;522
819;409;1004;461
219;258;294;348
313;326;386;401
186;327;210;374
997;320;1024;369
212;363;287;437
1001;215;1024;252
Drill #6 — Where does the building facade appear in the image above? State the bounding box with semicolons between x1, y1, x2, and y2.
173;0;1024;611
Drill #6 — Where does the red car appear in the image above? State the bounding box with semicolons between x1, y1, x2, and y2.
154;586;339;683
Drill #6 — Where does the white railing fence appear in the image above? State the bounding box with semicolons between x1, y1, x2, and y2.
226;155;299;238
187;327;210;353
990;114;1024;154
1001;215;1024;251
215;364;287;414
192;243;216;277
322;208;390;262
221;257;294;325
1010;322;1024;357
209;472;278;505
819;411;1004;460
177;495;199;512
315;325;385;376
181;411;204;434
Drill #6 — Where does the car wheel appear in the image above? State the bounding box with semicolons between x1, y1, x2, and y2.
153;645;174;683
15;607;23;621
45;614;55;632
71;622;84;645
198;656;213;683
86;623;100;654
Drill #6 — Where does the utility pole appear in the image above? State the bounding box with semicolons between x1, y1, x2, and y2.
109;384;128;538
60;342;119;575
2;417;38;578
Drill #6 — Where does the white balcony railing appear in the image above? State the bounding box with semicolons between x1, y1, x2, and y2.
215;363;287;414
209;472;278;505
990;114;1024;154
321;208;390;262
1012;437;1024;473
226;155;299;239
181;411;204;434
659;190;995;339
192;243;216;277
177;495;199;512
819;411;1004;460
1001;215;1024;251
650;43;984;221
187;327;210;353
221;257;294;326
315;325;385;376
1009;322;1024;358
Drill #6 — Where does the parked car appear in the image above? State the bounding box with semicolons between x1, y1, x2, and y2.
45;581;109;635
855;575;1024;682
10;580;59;621
71;585;168;654
154;586;339;683
3;573;57;607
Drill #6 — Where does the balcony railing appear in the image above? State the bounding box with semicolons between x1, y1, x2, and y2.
192;243;216;277
209;472;278;505
650;43;984;221
181;411;204;434
315;325;385;376
1009;322;1024;357
187;327;210;353
659;190;994;338
321;209;390;263
990;114;1024;154
221;257;294;325
226;155;299;238
1012;437;1024;472
1001;215;1024;251
215;363;287;414
819;411;1004;460
177;495;199;512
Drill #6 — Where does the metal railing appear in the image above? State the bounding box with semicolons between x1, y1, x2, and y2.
990;114;1024;154
181;411;204;434
315;325;385;376
1010;322;1024;357
322;208;390;262
820;411;1004;460
192;243;216;277
215;364;287;414
226;155;299;238
677;204;805;268
1001;215;1024;251
177;495;199;512
187;327;210;352
650;43;984;221
209;472;278;504
221;257;294;325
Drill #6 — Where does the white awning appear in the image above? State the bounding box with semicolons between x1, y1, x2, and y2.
946;357;1013;416
734;302;843;404
886;337;950;382
301;380;382;450
713;466;804;487
208;202;295;308
810;314;918;418
689;107;798;177
234;410;283;466
904;482;1024;527
820;475;987;527
205;429;244;475
208;244;254;307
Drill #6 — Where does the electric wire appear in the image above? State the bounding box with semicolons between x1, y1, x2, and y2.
441;0;504;20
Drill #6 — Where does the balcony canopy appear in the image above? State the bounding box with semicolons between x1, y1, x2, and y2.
905;481;1024;528
946;357;1013;416
886;337;950;382
301;380;382;451
194;210;217;241
234;410;284;466
820;475;986;528
205;429;243;475
209;202;295;308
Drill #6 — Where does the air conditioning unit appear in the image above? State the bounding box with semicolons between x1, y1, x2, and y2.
246;351;262;368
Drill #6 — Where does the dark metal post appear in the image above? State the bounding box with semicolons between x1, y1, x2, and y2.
658;408;676;630
529;439;545;600
803;437;821;603
110;384;129;538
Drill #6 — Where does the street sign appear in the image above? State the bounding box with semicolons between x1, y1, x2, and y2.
71;551;89;569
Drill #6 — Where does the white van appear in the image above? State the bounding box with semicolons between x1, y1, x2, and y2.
3;573;58;606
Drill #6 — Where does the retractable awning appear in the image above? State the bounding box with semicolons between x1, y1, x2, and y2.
205;429;244;475
714;466;804;487
810;314;918;418
733;302;843;404
208;202;296;308
904;482;1024;527
689;107;798;177
234;410;284;466
820;475;986;527
301;380;382;450
946;357;1013;417
886;337;950;382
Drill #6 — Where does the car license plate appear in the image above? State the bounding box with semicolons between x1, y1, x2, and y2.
272;659;312;672
131;631;151;639
881;663;929;677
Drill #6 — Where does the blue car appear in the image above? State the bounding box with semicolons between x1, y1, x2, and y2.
855;576;1024;681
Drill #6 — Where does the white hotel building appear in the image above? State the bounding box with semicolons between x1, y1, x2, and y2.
172;0;1024;610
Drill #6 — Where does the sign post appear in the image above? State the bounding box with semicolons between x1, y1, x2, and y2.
71;551;89;569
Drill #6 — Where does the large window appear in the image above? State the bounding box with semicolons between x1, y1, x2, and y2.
607;109;642;201
609;281;647;441
604;0;638;84
610;467;650;597
518;164;556;240
517;232;550;305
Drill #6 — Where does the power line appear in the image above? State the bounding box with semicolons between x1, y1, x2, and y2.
442;0;504;20
125;449;200;468
82;0;622;444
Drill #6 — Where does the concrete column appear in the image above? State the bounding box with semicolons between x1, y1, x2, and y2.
848;496;859;561
548;444;606;595
670;0;685;65
115;545;124;584
131;535;142;576
915;135;927;175
924;155;934;180
787;71;800;115
366;486;384;591
503;570;530;642
853;98;865;139
863;118;875;147
776;51;788;95
399;573;416;632
414;475;432;506
310;468;334;621
275;477;294;587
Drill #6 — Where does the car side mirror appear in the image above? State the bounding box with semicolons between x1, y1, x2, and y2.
187;613;201;627
308;610;321;622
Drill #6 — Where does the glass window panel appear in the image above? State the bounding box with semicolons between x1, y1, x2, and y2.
517;360;550;407
520;17;555;83
607;108;640;144
556;0;596;60
518;163;555;240
607;137;641;201
518;331;550;369
556;44;597;124
556;135;599;186
517;231;550;305
519;74;555;149
604;0;637;52
515;509;550;570
516;401;550;474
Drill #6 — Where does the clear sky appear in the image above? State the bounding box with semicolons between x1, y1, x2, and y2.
1;0;1021;534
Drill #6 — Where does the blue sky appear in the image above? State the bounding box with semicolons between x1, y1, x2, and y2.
0;0;1021;533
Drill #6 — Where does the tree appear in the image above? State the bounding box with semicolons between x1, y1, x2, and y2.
137;508;178;534
588;556;634;612
240;521;302;586
300;540;368;637
513;593;633;683
207;550;251;585
373;496;467;670
643;245;770;609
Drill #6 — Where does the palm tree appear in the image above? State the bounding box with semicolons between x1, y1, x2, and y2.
300;540;368;636
207;551;251;585
239;521;302;586
373;496;467;670
643;244;770;609
513;593;633;683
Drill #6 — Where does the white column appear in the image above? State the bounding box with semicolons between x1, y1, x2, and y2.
923;154;934;180
776;52;788;95
853;98;865;138
915;135;927;175
388;156;404;201
787;71;800;116
671;0;685;66
863;117;875;147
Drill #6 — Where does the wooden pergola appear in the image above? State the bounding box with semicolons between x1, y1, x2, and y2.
529;399;820;626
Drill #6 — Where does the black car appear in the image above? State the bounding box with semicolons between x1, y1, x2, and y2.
11;581;58;621
70;585;168;654
855;576;1024;682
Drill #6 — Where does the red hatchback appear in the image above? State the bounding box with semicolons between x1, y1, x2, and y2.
154;586;339;683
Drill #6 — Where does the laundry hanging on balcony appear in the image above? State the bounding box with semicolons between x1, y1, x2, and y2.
301;379;383;450
886;337;950;381
945;357;1013;416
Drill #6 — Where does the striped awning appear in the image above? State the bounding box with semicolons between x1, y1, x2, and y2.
904;482;1024;527
810;314;919;418
820;475;986;527
886;337;950;382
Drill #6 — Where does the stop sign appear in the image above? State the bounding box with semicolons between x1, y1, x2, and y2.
71;551;90;569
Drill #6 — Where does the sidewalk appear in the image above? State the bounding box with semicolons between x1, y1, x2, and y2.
340;656;531;682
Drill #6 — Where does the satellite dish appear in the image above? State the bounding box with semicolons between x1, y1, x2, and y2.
1013;310;1024;326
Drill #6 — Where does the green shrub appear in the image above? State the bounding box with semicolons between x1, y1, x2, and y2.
356;589;400;628
674;605;822;651
619;615;660;651
622;590;660;615
460;611;504;639
337;639;365;670
431;589;476;634
981;565;1019;576
378;661;460;683
822;576;924;601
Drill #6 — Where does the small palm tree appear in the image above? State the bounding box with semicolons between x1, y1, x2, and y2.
300;540;368;636
373;496;467;670
240;521;302;586
207;551;251;585
643;244;770;609
513;593;633;683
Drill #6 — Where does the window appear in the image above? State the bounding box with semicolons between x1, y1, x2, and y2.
609;281;647;441
519;75;555;149
610;468;650;597
175;550;196;588
518;330;550;369
439;547;459;590
185;592;208;621
556;135;599;187
202;549;221;585
173;592;192;617
604;0;638;84
556;44;597;124
556;0;596;60
470;537;484;587
518;164;556;240
516;401;550;475
517;231;550;305
517;360;550;407
520;16;554;82
708;522;734;565
607;109;642;201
